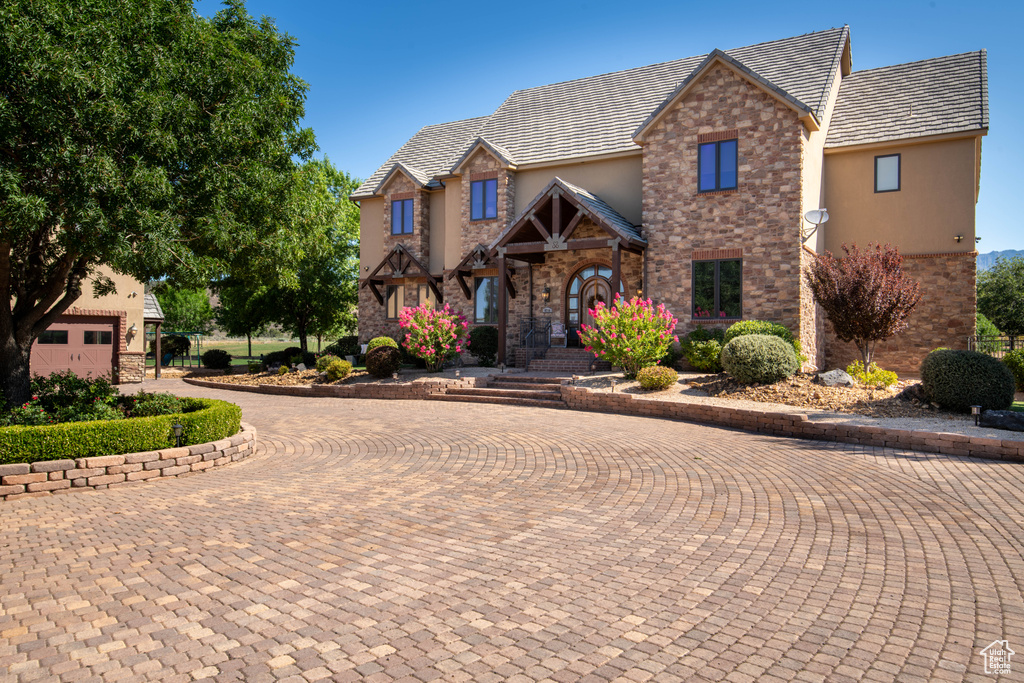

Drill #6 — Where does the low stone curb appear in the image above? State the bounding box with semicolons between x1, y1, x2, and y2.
560;384;1024;463
0;422;257;502
184;376;466;400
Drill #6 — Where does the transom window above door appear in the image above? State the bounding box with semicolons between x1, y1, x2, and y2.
470;179;498;220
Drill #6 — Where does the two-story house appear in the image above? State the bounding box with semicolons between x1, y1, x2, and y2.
353;27;987;373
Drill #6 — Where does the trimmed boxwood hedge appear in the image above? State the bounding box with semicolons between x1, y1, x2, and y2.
0;398;241;465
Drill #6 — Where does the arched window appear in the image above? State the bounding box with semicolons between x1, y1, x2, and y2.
565;264;625;327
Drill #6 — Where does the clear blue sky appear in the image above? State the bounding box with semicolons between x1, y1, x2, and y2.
197;0;1022;252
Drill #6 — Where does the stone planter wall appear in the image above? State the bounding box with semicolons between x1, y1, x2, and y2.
184;377;468;399
560;385;1024;463
0;422;257;502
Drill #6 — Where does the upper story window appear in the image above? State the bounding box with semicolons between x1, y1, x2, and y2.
470;179;498;220
698;139;738;192
386;284;404;319
474;276;498;324
693;258;742;319
874;154;900;193
391;198;413;235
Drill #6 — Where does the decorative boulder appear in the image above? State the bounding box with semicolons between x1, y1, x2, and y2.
979;410;1024;432
816;369;855;387
296;363;307;372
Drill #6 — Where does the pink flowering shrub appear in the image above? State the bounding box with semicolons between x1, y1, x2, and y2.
578;295;679;379
399;303;470;372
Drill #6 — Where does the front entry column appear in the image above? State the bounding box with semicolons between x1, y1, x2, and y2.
611;241;622;304
497;253;507;365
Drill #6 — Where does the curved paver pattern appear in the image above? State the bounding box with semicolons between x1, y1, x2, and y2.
1;380;1022;682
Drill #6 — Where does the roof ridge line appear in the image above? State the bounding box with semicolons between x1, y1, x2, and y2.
816;25;849;119
847;50;985;76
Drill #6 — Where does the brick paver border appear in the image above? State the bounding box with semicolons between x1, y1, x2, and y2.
185;376;1024;463
0;422;256;502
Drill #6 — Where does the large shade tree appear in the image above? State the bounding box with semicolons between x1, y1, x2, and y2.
977;256;1024;340
0;0;315;405
212;282;273;357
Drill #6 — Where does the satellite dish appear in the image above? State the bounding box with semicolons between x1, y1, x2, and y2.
804;209;829;226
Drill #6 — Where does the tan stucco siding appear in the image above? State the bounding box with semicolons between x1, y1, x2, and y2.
86;267;145;353
428;188;445;273
823;137;980;255
358;197;385;274
514;156;643;227
801;58;844;255
443;177;463;271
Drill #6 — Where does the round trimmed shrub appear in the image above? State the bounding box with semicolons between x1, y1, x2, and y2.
325;359;353;382
720;334;799;385
724;320;803;361
366;346;402;378
367;336;398;352
201;348;232;370
1004;349;1024;392
637;366;679;391
681;327;725;372
315;354;342;373
921;349;1015;412
468;326;499;367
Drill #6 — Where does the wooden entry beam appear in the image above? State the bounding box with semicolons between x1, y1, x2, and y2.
497;253;507;365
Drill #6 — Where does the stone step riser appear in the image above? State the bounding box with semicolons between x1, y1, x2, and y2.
489;376;563;386
427;395;566;409
447;388;561;399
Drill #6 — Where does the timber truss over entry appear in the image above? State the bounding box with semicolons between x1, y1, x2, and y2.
360;243;442;306
445;244;517;301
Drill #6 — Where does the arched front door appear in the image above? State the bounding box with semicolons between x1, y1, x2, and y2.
565;265;625;333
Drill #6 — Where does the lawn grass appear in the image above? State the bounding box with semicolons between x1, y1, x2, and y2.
1012;401;1023;413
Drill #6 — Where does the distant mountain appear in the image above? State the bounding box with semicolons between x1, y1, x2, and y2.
978;250;1024;271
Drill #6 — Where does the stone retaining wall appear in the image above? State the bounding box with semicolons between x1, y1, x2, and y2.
560;385;1024;463
0;422;257;502
184;377;463;399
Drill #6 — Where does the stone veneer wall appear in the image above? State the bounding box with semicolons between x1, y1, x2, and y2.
824;252;977;374
641;64;806;351
459;149;515;249
0;423;256;502
119;352;145;384
381;173;429;263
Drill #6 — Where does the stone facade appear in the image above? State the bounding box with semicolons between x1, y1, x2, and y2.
641;65;807;352
118;352;145;384
824;252;977;374
459;149;515;250
381;172;429;263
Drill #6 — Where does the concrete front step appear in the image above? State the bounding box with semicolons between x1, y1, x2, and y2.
489;376;563;386
428;394;565;409
447;387;561;400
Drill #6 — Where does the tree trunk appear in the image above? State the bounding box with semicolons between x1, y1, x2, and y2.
0;333;34;408
297;320;308;353
247;332;252;358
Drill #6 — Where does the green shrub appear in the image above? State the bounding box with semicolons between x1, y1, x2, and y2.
326;359;353;382
661;342;684;369
1005;349;1024;391
720;334;799;385
247;361;262;374
724;320;804;363
367;346;402;378
123;391;184;417
323;335;360;358
263;346;314;367
367;336;398;352
921;349;1015;412
201;348;232;370
468;327;499;367
277;366;289;376
28;370;119;416
977;313;1005;354
637;366;679;391
0;398;241;464
315;354;342;372
680;327;725;371
846;361;899;388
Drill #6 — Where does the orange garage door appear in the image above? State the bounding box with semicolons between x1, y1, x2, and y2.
31;316;117;379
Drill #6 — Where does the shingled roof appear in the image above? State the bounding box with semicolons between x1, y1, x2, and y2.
825;51;988;148
353;28;849;198
353;117;487;198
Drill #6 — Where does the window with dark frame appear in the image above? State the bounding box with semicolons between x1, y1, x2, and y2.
37;330;68;345
692;259;742;319
474;276;498;324
84;330;113;345
470;179;498;220
698;139;738;192
874;154;900;193
386;284;404;319
391;198;414;235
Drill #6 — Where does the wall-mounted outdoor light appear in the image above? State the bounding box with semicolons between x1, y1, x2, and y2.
542;286;551;303
636;280;643;298
954;235;965;243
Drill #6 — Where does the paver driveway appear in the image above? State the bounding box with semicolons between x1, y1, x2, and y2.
2;379;1023;683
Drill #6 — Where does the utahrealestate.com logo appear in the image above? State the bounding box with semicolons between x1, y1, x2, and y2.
981;640;1014;675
